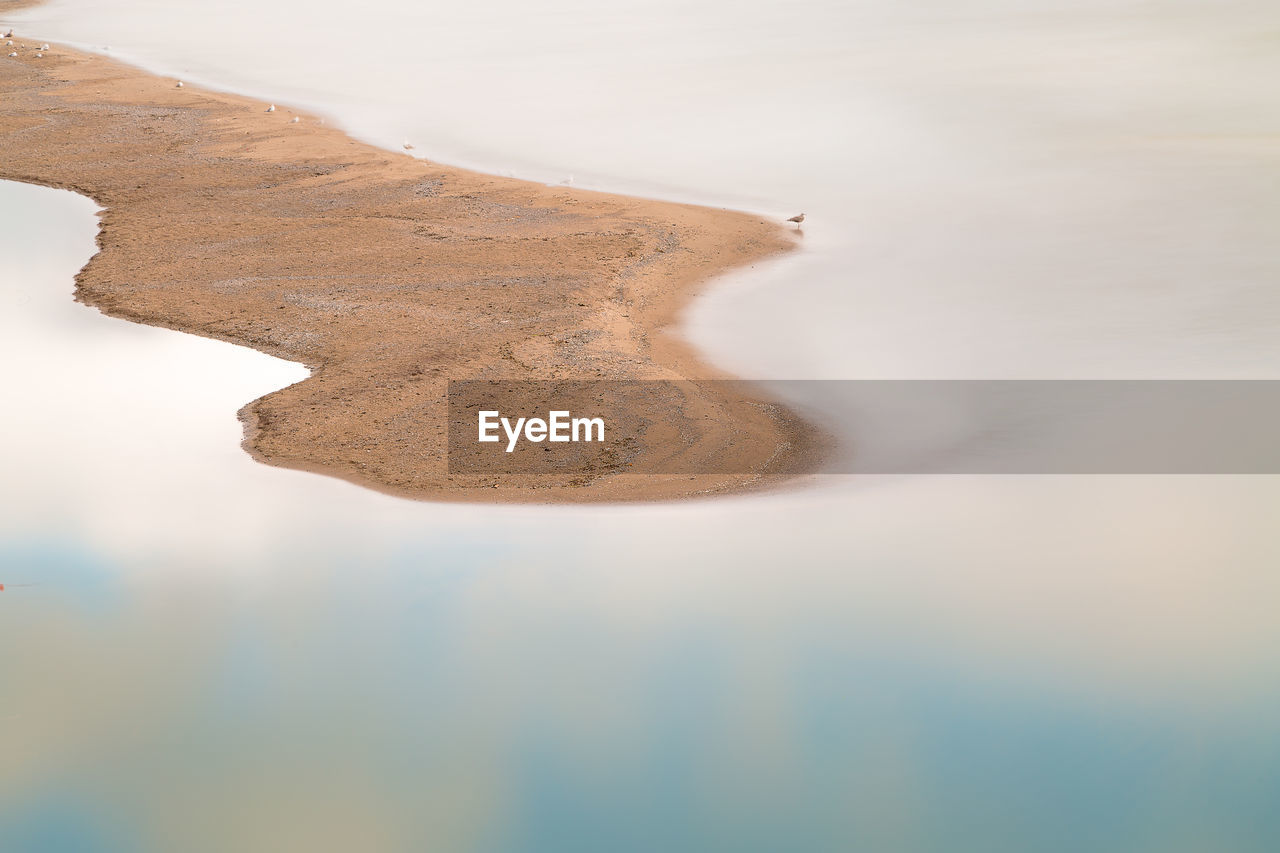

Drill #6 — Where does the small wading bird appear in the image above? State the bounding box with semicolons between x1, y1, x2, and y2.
176;81;183;88
265;104;276;112
291;116;300;123
787;213;806;228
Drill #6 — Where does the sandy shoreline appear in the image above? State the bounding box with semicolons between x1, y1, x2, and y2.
0;17;824;502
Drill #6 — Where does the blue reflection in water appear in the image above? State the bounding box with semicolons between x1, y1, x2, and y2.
0;794;135;853
2;542;1279;853
0;541;120;611
493;652;1280;853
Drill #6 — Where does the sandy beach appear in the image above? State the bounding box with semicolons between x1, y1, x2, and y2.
5;2;1280;850
0;19;823;502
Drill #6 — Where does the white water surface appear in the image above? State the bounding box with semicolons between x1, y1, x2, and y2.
8;0;1280;380
3;177;1279;851
3;0;1280;849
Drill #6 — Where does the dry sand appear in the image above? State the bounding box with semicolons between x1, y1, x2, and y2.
0;22;824;502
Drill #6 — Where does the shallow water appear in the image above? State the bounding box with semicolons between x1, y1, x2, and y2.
3;0;1280;850
9;0;1280;380
3;181;1279;850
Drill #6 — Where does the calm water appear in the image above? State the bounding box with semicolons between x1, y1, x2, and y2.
11;0;1280;379
3;0;1280;850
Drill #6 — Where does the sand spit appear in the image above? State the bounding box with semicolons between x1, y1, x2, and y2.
0;32;822;502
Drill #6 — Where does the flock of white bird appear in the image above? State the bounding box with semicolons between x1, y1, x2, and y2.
4;27;51;59
4;27;50;59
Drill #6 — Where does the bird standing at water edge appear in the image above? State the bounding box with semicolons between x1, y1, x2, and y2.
787;213;805;229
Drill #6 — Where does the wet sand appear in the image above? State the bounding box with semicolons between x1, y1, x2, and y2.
0;20;823;502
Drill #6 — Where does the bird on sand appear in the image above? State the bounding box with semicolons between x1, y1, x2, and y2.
3;29;12;39
176;81;184;87
265;104;276;113
787;213;806;228
291;116;300;123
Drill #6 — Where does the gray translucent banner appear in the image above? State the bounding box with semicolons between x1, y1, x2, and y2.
447;380;1280;475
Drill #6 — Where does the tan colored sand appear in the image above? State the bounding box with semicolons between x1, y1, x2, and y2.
0;31;824;502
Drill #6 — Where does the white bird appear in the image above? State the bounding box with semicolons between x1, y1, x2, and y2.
5;40;11;46
176;81;184;88
6;52;15;58
40;43;49;50
265;104;276;113
33;52;42;58
402;141;414;150
3;29;12;38
787;212;805;228
291;116;300;123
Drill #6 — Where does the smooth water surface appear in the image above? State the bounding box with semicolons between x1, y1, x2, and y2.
9;0;1280;380
3;0;1280;849
2;181;1278;851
